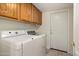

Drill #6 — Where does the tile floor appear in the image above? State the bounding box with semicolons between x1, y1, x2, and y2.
47;49;72;56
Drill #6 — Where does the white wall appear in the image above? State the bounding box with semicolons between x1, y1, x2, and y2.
37;11;51;49
0;16;39;30
37;8;73;55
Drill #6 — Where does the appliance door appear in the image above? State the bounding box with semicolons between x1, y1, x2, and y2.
23;39;38;56
0;40;11;56
23;36;46;56
0;40;22;56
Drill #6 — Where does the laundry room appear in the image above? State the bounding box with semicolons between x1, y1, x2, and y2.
0;3;73;56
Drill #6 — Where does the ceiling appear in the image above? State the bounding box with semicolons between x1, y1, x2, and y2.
33;3;73;12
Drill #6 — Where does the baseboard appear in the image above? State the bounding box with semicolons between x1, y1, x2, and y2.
50;48;67;53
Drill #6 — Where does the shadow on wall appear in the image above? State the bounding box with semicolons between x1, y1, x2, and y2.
0;16;40;30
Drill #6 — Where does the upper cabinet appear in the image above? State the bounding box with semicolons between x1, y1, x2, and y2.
32;4;42;25
20;3;32;22
0;3;42;25
0;3;20;20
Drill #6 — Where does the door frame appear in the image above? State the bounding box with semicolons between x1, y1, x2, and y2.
73;3;79;56
49;9;69;52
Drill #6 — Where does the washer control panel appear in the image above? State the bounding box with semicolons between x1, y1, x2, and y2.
0;30;26;38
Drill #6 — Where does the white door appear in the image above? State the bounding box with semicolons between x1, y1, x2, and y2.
50;10;68;52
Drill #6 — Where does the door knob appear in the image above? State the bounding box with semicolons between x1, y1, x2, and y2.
73;41;75;47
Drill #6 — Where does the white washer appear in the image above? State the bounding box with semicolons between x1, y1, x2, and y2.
0;30;46;56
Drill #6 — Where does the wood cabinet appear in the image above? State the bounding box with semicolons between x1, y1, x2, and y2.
0;3;20;20
20;3;42;25
32;4;42;25
0;3;42;25
20;3;32;22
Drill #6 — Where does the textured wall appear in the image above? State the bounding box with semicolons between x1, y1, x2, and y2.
0;16;39;30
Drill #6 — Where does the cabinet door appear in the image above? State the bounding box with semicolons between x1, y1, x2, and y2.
0;3;8;16
20;3;32;22
7;3;20;20
37;10;42;25
32;4;38;24
32;4;42;25
0;3;20;20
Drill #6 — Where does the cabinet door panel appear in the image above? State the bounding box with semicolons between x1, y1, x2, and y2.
0;3;20;20
7;3;20;19
0;4;8;16
20;3;32;22
32;4;42;25
37;10;42;24
32;5;38;23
